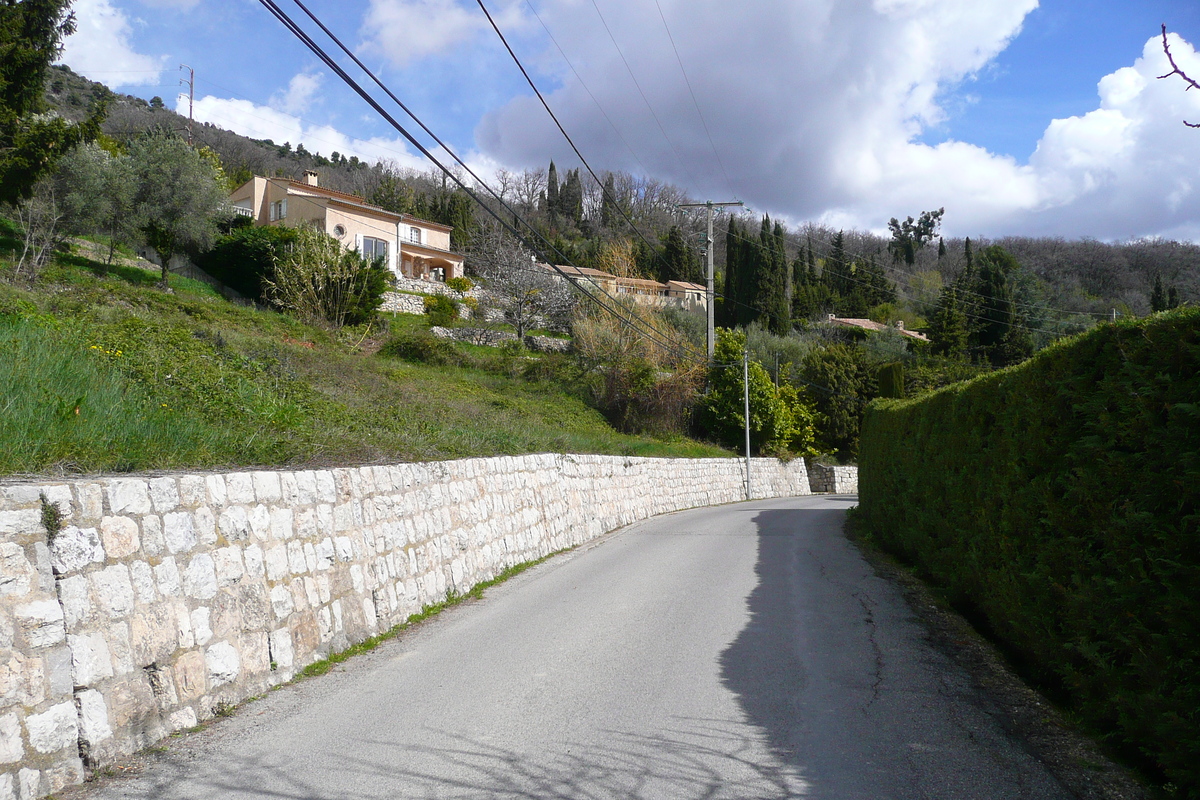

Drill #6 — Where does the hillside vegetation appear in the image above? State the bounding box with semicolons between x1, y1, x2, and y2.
0;219;727;477
857;308;1200;797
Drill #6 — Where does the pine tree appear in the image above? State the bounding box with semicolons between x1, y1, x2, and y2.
927;286;969;358
938;237;947;260
823;230;849;299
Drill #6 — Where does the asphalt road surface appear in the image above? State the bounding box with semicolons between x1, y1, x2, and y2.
76;495;1071;800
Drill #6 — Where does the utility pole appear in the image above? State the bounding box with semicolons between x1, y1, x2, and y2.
677;200;743;360
180;64;195;145
743;348;752;501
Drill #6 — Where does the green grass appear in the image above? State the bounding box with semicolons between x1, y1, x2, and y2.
0;238;730;476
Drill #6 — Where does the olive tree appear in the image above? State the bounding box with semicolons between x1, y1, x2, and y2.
127;131;227;285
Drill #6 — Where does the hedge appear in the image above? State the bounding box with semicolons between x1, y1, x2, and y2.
858;308;1200;796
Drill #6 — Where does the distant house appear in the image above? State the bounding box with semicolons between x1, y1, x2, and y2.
540;265;707;314
823;314;929;342
228;171;464;282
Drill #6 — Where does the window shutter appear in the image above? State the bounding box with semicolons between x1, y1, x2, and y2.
354;234;362;254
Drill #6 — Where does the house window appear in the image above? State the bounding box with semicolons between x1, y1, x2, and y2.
362;236;388;263
333;224;346;238
409;226;421;244
269;199;287;221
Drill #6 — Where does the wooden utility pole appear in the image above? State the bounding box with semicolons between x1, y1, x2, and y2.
677;199;743;360
180;64;195;144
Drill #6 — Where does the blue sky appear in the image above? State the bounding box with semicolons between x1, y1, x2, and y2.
61;0;1200;240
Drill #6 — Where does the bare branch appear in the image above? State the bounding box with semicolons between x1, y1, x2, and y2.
1159;23;1200;127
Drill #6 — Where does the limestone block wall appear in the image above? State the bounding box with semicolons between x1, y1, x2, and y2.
1;486;84;800
0;454;813;795
807;463;859;494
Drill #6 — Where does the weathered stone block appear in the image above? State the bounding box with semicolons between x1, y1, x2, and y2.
194;507;217;546
14;600;65;649
218;506;251;542
92;565;135;620
67;633;113;690
225;473;254;505
129;561;156;605
141;515;164;556
204;474;227;507
130;605;178;667
0;544;32;598
163;512;197;554
243;545;264;579
99;516;139;560
154;558;182;598
167;706;197;732
252;472;281;503
205;642;240;687
248;505;271;540
49;526;104;575
106;479;150;516
183;555;217;600
178;475;207;508
0;713;21;764
173;651;206;702
148;478;180;513
268;628;294;669
269;508;293;540
213;547;244;587
76;689;113;744
44;645;72;697
190;608;212;646
25;702;77;754
75;483;103;523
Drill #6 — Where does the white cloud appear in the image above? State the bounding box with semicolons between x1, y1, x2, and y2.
473;0;1200;240
360;0;528;68
271;73;324;115
58;0;167;86
180;91;480;174
135;0;199;8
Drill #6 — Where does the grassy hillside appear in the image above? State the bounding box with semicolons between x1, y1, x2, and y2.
0;222;728;477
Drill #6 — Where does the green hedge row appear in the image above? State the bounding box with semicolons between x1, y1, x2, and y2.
858;308;1200;796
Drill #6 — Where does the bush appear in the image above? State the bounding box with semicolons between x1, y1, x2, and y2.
265;227;391;327
195;225;297;301
423;294;458;327
858;308;1200;795
378;331;462;366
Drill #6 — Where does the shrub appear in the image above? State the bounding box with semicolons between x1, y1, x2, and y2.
423;294;458;327
378;331;461;366
445;276;473;294
195;225;297;301
265;227;391;327
858;308;1200;795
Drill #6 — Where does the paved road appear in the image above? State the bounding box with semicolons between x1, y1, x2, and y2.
78;496;1071;800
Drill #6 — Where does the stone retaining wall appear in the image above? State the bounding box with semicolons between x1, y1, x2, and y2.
0;453;826;796
807;462;859;494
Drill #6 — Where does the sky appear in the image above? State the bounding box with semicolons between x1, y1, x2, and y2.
57;0;1200;241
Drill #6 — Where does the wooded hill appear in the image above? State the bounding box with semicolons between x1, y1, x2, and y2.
46;64;1200;335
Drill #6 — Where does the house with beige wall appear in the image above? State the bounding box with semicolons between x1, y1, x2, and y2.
540;264;707;314
228;171;463;283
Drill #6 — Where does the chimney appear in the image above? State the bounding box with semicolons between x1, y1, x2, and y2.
827;313;836;322
302;170;318;186
895;320;905;330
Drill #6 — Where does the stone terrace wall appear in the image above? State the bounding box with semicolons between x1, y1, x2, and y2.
0;454;812;796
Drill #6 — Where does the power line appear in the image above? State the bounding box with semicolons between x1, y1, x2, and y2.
585;0;702;192
258;0;697;360
521;0;653;181
651;0;735;197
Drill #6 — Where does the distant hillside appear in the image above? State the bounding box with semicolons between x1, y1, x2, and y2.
45;65;1200;323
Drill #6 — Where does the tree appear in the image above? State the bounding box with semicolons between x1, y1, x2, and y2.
660;225;699;283
53;141;137;264
1159;24;1200;128
927;285;969;358
970;245;1033;367
468;226;576;338
600;173;620;229
799;343;875;460
127;131;228;285
546;160;559;222
1;0;104;205
1151;273;1168;312
887;208;944;266
697;328;817;456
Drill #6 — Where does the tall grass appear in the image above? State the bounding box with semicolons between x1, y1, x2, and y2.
0;319;237;474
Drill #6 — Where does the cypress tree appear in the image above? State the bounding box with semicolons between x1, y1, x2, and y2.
720;216;741;328
600;173;618;229
938;237;947;260
1151;274;1167;312
661;225;698;283
546;161;559;223
928;286;969;359
1168;285;1180;309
